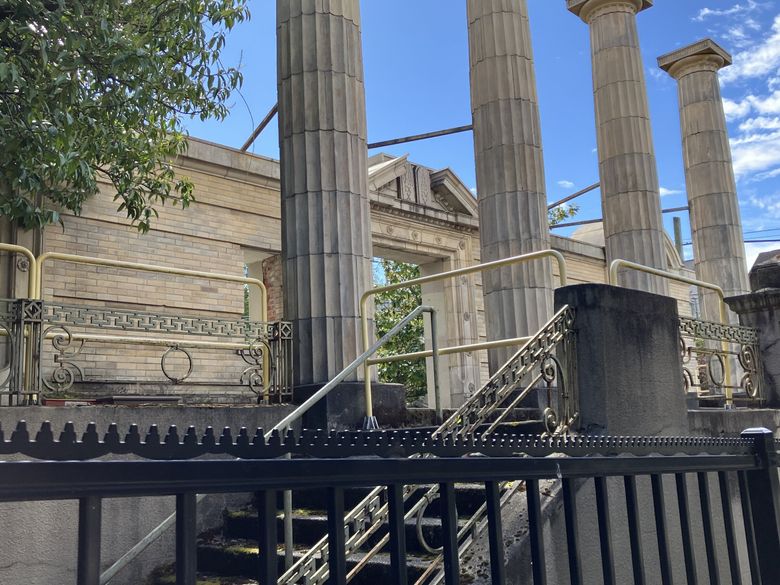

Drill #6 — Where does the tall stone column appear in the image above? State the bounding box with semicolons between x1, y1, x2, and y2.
468;0;554;372
658;39;749;322
567;0;668;295
277;0;372;386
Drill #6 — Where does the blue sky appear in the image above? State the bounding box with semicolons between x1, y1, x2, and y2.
184;0;780;267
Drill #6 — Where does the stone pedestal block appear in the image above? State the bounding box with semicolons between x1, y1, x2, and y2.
294;382;405;430
659;39;749;323
727;287;780;408
554;284;688;435
277;0;373;387
468;0;554;372
567;0;668;295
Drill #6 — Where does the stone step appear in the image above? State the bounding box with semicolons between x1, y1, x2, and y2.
224;510;461;554
195;538;433;584
255;483;489;523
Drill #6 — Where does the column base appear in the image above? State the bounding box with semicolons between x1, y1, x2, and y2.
293;382;406;430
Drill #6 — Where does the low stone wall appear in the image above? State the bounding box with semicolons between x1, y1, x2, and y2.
0;405;298;585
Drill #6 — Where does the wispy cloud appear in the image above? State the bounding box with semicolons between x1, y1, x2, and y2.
659;187;684;197
720;14;780;84
557;180;575;189
694;0;762;22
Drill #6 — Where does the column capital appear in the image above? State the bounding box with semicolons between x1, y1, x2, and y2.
658;39;732;80
567;0;651;23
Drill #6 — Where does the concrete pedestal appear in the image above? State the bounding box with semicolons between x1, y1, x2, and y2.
727;290;780;407
294;382;405;430
555;284;688;435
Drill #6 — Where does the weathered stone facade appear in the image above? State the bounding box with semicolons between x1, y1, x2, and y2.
0;137;697;408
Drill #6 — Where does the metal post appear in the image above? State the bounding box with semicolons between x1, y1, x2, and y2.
175;492;197;585
283;476;294;569
78;496;102;585
673;217;684;260
428;309;442;425
741;427;780;584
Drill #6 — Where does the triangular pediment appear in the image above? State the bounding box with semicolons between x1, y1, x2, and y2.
430;168;478;216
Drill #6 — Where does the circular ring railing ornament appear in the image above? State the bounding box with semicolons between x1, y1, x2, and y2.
161;345;193;384
707;352;726;387
416;492;443;554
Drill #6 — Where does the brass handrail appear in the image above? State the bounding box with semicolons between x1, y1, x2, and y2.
360;249;568;419
35;252;268;321
0;243;37;298
608;259;735;407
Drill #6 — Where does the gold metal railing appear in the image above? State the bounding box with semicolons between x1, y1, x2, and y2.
1;248;277;399
360;250;568;421
608;259;736;407
0;243;37;298
36;252;268;321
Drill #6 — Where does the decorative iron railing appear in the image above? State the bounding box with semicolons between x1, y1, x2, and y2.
0;423;778;585
678;316;762;405
278;305;577;585
0;299;293;405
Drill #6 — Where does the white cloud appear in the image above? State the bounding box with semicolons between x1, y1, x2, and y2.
745;193;780;218
557;180;575;189
720;14;780;84
745;241;780;268
694;0;762;22
739;116;780;131
659;187;683;196
731;131;780;178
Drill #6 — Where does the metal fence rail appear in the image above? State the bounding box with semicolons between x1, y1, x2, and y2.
0;426;777;585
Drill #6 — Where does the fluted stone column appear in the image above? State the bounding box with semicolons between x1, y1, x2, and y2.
277;0;372;386
658;39;749;322
567;0;668;295
468;0;554;372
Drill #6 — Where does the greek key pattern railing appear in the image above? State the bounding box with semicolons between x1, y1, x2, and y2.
678;316;762;403
279;305;578;585
0;299;293;405
43;303;272;339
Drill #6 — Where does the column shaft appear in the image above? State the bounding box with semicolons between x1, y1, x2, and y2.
659;40;749;322
277;0;372;385
468;0;554;372
569;0;668;294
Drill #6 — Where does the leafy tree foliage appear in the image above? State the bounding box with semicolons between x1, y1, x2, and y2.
548;203;579;226
0;0;249;231
373;259;427;403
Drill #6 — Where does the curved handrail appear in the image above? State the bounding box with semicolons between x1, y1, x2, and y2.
360;249;568;419
268;304;440;436
0;243;37;298
36;252;268;321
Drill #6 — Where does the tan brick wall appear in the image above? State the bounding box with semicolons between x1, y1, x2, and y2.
39;140;282;387
262;255;284;322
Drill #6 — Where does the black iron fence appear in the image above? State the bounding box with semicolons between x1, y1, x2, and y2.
0;424;779;585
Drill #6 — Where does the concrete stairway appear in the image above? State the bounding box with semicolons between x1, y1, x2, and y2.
149;484;493;585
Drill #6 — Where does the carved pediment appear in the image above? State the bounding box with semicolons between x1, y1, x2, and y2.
430;168;478;216
367;154;478;219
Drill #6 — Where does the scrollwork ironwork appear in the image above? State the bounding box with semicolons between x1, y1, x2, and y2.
678;317;763;404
